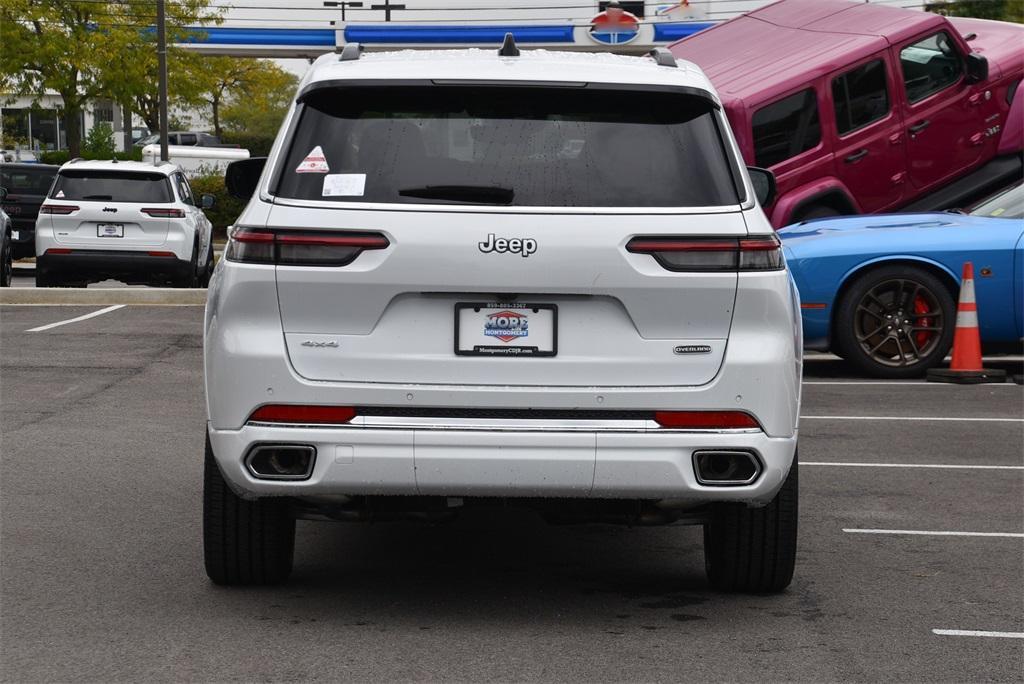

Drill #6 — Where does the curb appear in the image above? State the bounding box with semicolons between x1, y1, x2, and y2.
0;288;207;306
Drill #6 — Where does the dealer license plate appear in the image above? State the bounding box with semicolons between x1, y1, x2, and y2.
455;303;557;357
97;223;124;238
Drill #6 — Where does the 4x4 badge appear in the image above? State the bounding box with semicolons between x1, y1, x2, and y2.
478;233;537;257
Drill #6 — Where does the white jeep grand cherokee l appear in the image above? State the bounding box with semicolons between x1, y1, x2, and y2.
204;42;802;593
35;160;215;287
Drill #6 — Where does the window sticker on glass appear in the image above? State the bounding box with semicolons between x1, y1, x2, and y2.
322;173;366;197
295;145;330;174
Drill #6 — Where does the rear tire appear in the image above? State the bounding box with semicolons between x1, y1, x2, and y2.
833;265;955;378
1;234;11;287
177;242;200;288
203;435;295;586
795;204;842;221
198;241;214;288
703;453;798;593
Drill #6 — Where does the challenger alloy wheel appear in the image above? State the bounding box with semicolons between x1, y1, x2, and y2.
835;265;956;378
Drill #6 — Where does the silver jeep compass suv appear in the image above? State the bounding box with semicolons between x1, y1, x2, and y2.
204;42;802;592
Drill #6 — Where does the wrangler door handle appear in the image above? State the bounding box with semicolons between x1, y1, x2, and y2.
908;120;931;135
844;149;869;164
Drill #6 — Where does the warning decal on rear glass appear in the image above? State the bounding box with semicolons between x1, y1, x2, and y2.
295;146;330;174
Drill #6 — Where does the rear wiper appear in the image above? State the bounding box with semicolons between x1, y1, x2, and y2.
397;184;514;204
82;194;113;200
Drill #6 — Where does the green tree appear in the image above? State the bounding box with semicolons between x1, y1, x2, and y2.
82;120;115;158
196;56;272;138
218;63;298;139
926;1;1024;22
0;1;219;155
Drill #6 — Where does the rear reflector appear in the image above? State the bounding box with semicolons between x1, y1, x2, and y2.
147;251;176;257
45;248;73;255
141;207;186;218
653;411;761;430
39;204;79;215
227;227;389;266
248;405;356;424
627;234;783;271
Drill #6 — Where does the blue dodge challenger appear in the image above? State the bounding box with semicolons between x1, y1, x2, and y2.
779;183;1023;378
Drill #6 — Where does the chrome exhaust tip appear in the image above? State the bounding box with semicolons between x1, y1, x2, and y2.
693;450;761;486
245;444;316;480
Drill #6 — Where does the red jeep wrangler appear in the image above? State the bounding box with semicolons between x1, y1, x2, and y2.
671;0;1023;227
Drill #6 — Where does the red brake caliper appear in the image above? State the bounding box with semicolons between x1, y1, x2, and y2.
914;296;931;349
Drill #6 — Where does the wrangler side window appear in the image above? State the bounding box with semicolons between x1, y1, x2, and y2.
832;59;890;135
901;32;963;103
752;89;821;168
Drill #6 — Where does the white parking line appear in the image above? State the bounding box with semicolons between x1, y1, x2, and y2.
933;629;1024;639
25;305;126;332
804;462;1024;470
843;529;1024;538
802;415;1023;423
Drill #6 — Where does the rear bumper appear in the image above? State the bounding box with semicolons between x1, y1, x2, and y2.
208;421;798;506
37;250;191;283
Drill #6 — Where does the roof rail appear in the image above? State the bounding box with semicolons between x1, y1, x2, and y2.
498;32;520;57
648;47;678;68
339;42;363;61
68;157;84;164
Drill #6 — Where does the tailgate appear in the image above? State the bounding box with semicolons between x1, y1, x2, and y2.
272;206;743;388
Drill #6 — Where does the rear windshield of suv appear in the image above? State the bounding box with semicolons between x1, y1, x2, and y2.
276;86;742;207
1;166;57;195
50;170;173;203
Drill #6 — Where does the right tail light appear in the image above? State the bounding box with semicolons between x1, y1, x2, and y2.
226;227;389;267
626;234;783;272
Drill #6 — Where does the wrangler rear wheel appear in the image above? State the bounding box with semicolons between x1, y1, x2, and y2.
703;453;798;593
203;435;295;586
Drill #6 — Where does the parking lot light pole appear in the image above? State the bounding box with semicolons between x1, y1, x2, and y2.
157;0;169;162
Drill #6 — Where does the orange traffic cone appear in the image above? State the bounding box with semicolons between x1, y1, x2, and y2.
927;262;1006;384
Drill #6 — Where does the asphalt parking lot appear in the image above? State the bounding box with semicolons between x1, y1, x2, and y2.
1;304;1022;682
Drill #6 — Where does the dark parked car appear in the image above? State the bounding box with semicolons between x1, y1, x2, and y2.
0;163;59;259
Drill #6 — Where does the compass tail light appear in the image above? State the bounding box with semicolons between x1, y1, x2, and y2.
39;204;80;215
141;207;186;218
227;227;389;266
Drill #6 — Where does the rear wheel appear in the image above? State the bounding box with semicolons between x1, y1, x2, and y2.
1;234;11;287
795;204;842;221
203;435;295;586
177;242;200;288
704;453;798;593
198;241;214;288
833;265;955;378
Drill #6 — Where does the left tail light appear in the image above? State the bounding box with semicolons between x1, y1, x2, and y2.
39;204;79;215
626;234;783;272
226;227;389;267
